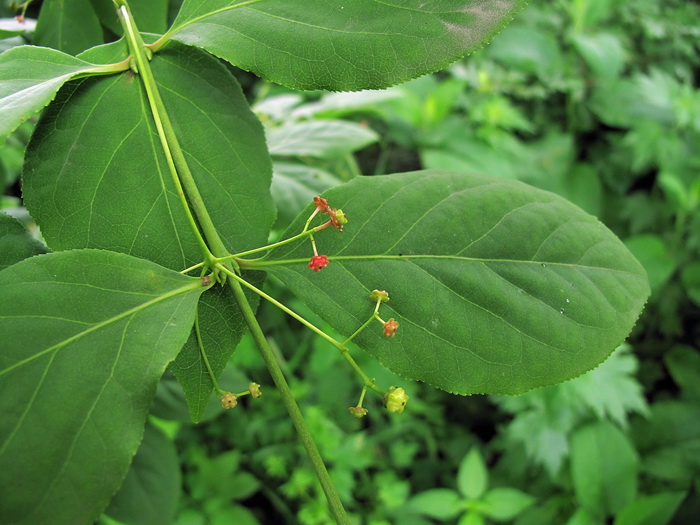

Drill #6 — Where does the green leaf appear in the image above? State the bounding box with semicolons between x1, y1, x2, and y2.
263;171;650;395
664;345;700;401
613;491;687;525
481;487;534;521
571;421;639;516
567;344;649;427
458;511;486;525
0;211;49;271
165;0;528;91
0;45;114;141
267;120;378;158
458;448;488;499
631;401;700;485
104;422;182;525
22;41;274;421
0;249;205;525
486;26;564;79
681;261;700;307
271;163;342;229
90;0;169;35
410;489;464;519
571;33;626;83
34;0;103;55
624;235;676;292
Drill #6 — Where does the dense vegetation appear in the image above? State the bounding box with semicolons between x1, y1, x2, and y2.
1;0;698;524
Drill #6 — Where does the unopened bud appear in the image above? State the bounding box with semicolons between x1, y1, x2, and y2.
384;387;409;413
249;382;262;398
370;290;390;303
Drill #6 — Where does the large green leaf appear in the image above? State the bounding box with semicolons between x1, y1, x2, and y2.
104;421;181;525
33;0;103;55
0;249;205;525
22;41;275;420
164;0;528;91
0;211;49;271
0;45;117;141
261;171;650;395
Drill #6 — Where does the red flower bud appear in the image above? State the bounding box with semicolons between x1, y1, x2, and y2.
383;318;399;337
313;196;330;214
308;255;329;271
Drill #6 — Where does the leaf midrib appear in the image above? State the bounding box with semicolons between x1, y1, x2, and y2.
0;279;200;377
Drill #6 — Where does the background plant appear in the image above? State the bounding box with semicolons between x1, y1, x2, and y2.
0;0;695;524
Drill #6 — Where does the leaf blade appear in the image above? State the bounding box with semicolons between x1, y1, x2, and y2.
22;41;274;420
263;171;650;395
0;45;110;141
0;249;204;525
166;0;528;90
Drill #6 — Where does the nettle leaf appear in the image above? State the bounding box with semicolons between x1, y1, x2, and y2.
0;211;49;271
0;249;205;525
22;41;275;421
262;171;650;395
0;45;116;141
165;0;528;91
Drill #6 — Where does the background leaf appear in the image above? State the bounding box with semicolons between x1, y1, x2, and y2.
0;249;205;525
22;41;275;421
263;171;650;395
458;448;488;499
614;491;687;525
33;0;103;55
165;0;528;91
0;45;111;141
104;421;182;525
571;421;639;516
0;211;48;270
267;120;378;159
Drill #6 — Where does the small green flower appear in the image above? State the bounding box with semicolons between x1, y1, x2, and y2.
370;289;390;303
220;393;238;409
384;386;409;413
348;406;368;418
249;382;262;398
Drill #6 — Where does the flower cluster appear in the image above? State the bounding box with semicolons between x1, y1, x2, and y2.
307;196;348;272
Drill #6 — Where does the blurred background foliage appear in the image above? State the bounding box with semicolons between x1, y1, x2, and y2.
1;0;699;523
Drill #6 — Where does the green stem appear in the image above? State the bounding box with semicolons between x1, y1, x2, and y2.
220;222;330;261
116;0;232;269
217;264;383;395
116;2;215;265
115;4;348;521
217;264;342;350
194;308;225;396
224;275;350;525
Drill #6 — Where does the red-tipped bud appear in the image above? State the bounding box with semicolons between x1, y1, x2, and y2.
348;406;368;418
313;196;330;214
221;393;238;409
308;255;329;271
383;318;399;337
